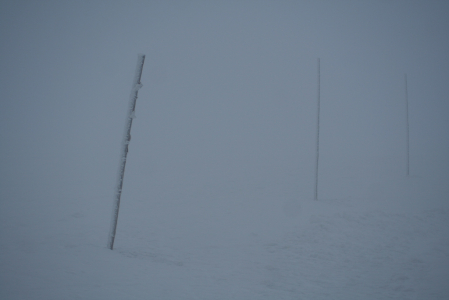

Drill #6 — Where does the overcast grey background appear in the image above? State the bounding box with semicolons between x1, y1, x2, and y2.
1;0;448;248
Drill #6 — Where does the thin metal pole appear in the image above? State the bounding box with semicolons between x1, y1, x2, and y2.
314;58;321;200
405;74;410;176
108;54;146;250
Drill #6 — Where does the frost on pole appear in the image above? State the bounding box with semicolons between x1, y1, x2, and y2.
108;54;146;250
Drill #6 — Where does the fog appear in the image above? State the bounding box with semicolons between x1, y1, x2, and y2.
1;1;448;298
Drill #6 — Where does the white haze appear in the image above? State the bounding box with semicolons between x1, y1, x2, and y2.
1;1;448;299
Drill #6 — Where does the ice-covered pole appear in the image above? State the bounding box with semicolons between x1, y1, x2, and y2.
108;54;146;250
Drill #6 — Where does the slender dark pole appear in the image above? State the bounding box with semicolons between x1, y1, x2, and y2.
314;58;321;200
108;54;146;250
405;74;410;176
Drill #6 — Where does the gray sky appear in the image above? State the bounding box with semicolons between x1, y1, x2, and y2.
1;0;448;205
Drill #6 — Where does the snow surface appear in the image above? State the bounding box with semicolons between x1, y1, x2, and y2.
1;172;448;300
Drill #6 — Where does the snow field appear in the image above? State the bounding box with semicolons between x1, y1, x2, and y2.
1;173;448;300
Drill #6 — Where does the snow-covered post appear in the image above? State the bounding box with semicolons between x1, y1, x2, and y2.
314;58;321;200
108;54;146;250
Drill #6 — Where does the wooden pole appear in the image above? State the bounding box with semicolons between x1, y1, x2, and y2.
314;58;321;200
108;54;146;250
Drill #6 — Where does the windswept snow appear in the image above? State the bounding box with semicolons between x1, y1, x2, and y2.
1;174;448;300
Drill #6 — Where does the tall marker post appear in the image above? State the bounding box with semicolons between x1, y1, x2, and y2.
108;54;146;250
314;58;321;200
405;74;410;176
